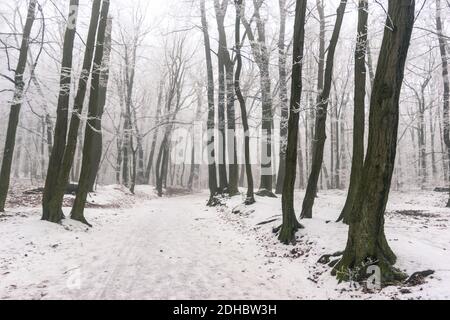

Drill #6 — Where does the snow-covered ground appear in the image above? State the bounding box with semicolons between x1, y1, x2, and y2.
0;185;449;300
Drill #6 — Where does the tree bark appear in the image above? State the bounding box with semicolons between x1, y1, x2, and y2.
42;0;102;223
234;0;255;205
241;0;275;196
87;17;112;191
300;0;347;219
70;3;110;226
436;0;450;206
144;82;163;184
278;0;307;244
200;0;219;205
275;0;289;195
0;0;37;212
333;0;415;284
214;0;229;194
337;0;368;224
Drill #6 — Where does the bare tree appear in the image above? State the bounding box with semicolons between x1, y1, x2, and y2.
71;3;111;226
436;0;450;206
333;0;415;284
0;0;37;212
42;0;102;223
300;0;347;219
200;0;219;205
234;0;255;205
337;0;368;224
277;0;307;244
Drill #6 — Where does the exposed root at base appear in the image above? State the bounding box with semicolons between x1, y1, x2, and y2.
206;195;223;207
332;256;408;287
71;215;93;228
276;220;305;245
244;197;256;205
255;189;277;198
318;251;344;264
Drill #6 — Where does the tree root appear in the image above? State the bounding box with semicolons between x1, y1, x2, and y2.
207;195;222;207
255;189;277;198
332;254;407;287
244;196;256;205
71;215;93;228
318;251;344;264
256;218;278;226
277;220;304;245
405;270;434;286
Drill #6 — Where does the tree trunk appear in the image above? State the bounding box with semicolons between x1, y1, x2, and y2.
429;104;438;180
436;0;450;206
235;0;255;205
42;0;102;223
278;0;307;244
337;0;368;223
241;0;275;197
200;0;219;205
297;128;305;189
87;17;112;191
275;0;289;195
144;82;163;184
214;0;229;194
70;3;110;226
0;0;37;212
300;0;347;219
333;0;415;284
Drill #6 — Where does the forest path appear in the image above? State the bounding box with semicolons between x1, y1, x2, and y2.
75;193;314;300
0;193;308;299
2;190;448;300
82;194;294;300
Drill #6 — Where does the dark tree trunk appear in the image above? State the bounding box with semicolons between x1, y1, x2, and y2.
42;0;102;223
241;0;275;197
70;2;110;226
226;65;239;196
275;0;289;195
278;0;307;244
337;0;368;224
429;105;438;180
297;130;305;189
200;0;219;205
300;0;347;219
0;0;37;212
235;0;255;205
87;18;112;191
333;0;415;284
436;0;450;207
214;0;229;194
144;82;163;184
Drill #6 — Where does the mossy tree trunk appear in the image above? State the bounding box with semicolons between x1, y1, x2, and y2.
333;0;415;285
0;0;37;212
42;0;102;223
278;0;307;245
300;0;347;219
337;0;368;224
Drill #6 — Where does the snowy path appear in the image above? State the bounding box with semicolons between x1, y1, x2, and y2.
0;193;310;300
79;194;298;300
1;188;449;300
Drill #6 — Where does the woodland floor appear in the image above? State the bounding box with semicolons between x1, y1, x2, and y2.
0;183;449;300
